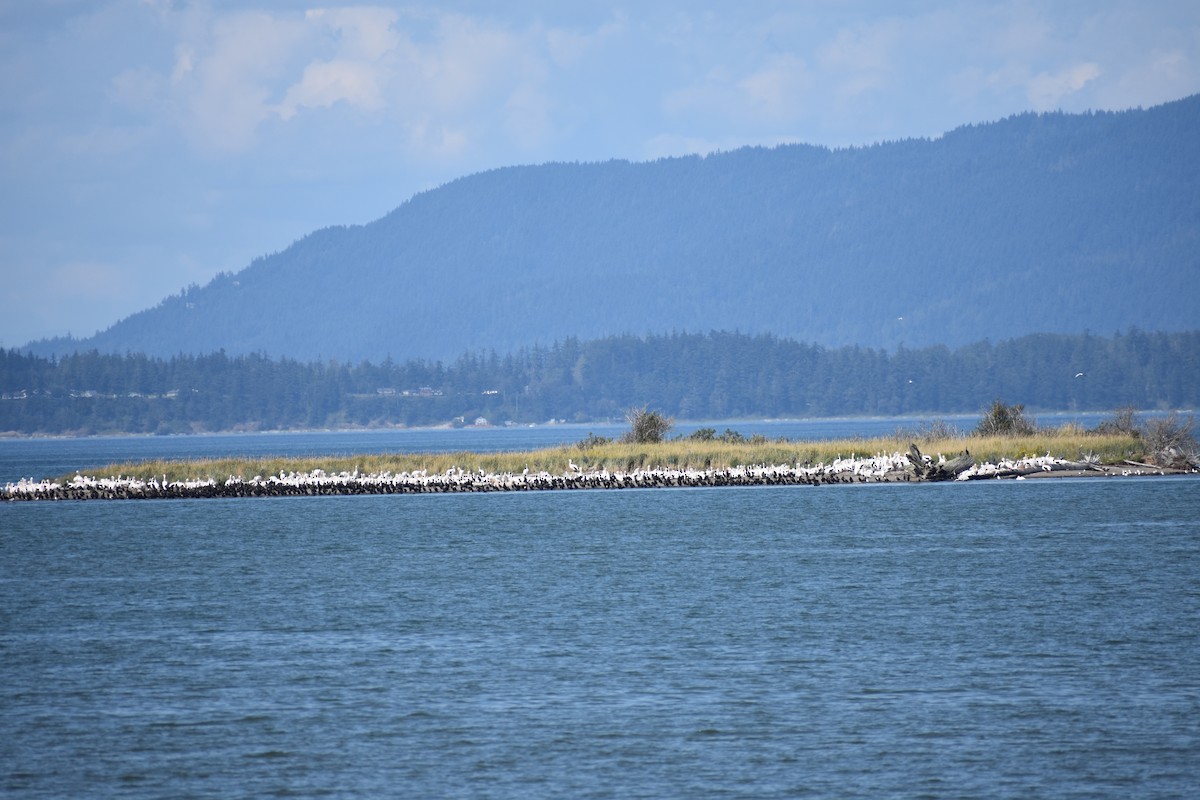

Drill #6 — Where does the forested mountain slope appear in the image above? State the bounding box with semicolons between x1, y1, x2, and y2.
26;96;1200;364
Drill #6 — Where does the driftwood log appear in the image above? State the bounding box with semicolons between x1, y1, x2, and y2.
907;444;974;481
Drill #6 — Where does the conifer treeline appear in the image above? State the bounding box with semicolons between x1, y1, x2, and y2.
2;329;1196;435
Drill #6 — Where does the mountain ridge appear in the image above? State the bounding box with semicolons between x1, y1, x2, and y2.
25;95;1200;363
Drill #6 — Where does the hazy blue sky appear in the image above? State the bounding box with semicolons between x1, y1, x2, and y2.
2;0;1197;347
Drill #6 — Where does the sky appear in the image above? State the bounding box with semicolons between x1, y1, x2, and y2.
2;0;1198;348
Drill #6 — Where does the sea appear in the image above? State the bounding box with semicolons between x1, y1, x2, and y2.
3;416;1198;798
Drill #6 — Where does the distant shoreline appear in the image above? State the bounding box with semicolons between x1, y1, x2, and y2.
1;410;1191;442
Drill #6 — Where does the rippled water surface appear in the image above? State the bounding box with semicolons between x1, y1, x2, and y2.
3;473;1199;798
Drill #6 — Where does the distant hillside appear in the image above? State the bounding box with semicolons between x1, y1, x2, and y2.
25;96;1200;364
4;330;1197;435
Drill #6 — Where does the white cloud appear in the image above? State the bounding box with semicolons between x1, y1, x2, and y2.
543;10;626;67
272;6;399;120
816;21;899;94
408;14;531;113
737;54;812;119
275;59;384;120
168;10;311;151
662;67;732;117
1027;62;1102;110
990;8;1053;55
1077;3;1200;110
170;43;194;83
148;5;559;155
305;6;399;61
403;118;471;159
1098;48;1196;109
173;6;576;157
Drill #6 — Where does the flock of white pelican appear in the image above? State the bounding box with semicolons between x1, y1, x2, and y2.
3;451;1187;502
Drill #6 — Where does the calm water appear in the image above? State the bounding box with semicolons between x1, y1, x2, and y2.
2;428;1199;798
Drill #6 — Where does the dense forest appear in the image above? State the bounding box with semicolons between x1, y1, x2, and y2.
2;330;1196;436
23;96;1200;364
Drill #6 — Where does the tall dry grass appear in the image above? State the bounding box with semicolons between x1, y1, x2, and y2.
68;427;1143;483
